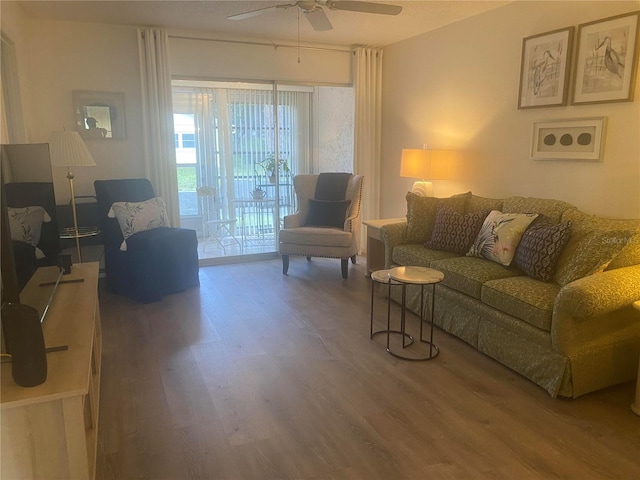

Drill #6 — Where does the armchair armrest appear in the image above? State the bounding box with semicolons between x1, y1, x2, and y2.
284;213;303;229
380;221;408;268
552;264;640;354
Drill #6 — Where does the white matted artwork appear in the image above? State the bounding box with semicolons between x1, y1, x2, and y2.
530;117;607;161
572;11;640;104
518;27;574;109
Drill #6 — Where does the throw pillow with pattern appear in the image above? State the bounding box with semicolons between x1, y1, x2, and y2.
515;221;572;282
405;192;469;244
108;197;170;251
467;210;538;266
425;205;490;254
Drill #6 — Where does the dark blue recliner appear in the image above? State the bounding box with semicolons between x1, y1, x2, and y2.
94;179;199;303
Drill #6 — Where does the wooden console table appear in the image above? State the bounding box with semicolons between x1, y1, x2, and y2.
1;262;102;479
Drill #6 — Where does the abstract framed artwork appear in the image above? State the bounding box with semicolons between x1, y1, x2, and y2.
518;27;574;109
572;11;640;105
530;117;607;161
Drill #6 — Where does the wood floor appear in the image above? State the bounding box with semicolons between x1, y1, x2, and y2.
96;257;640;480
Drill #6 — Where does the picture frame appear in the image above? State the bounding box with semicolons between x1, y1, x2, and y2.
518;27;574;109
572;11;640;105
73;91;126;140
530;117;607;161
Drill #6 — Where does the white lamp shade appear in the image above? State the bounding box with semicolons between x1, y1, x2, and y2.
49;131;96;168
400;148;452;181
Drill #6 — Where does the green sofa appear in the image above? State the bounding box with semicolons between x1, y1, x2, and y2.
381;192;640;398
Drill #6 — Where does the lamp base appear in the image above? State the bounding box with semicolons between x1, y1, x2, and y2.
411;180;434;197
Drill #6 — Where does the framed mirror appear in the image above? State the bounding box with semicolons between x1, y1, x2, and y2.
73;90;125;140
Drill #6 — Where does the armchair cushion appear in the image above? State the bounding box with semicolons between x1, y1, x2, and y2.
108;197;170;251
305;199;351;229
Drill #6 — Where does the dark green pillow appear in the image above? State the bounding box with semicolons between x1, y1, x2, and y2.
305;199;351;228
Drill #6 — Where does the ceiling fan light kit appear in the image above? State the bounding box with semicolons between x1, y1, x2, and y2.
227;1;402;32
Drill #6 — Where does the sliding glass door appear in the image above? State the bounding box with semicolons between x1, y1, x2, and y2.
172;81;312;262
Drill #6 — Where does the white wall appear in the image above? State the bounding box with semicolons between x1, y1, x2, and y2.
2;15;352;204
381;1;640;219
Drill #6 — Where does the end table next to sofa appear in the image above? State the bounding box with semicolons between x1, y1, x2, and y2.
363;218;405;276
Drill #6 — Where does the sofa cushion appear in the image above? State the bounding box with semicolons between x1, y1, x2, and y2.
393;244;460;267
467;210;538;266
553;230;632;286
405;192;469;244
515;221;572;282
279;226;352;247
482;277;560;331
502;196;575;224
467;194;503;214
425;205;490;254
431;256;521;299
560;209;640;271
108;197;170;251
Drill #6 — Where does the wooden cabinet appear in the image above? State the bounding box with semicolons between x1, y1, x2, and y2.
1;262;101;479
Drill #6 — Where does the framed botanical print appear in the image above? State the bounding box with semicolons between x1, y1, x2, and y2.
518;27;574;109
572;11;640;104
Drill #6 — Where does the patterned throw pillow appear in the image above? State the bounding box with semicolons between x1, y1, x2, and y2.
425;205;490;254
108;197;170;251
467;210;538;266
553;230;632;286
7;206;52;259
405;192;469;244
515;221;572;282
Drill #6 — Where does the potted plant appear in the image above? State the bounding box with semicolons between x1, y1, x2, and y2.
257;154;290;183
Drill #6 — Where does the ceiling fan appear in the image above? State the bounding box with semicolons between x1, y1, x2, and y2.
227;1;403;32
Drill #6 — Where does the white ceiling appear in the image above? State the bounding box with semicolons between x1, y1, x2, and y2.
13;0;509;47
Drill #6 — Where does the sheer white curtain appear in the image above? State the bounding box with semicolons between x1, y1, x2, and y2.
353;47;383;251
137;28;180;226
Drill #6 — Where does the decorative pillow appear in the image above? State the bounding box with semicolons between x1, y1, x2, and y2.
467;210;539;266
305;199;351;229
405;192;469;244
108;197;170;251
554;230;632;286
515;221;572;282
425;205;490;254
8;206;52;259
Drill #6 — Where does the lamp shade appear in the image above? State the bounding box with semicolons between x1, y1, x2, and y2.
49;131;96;168
400;148;451;181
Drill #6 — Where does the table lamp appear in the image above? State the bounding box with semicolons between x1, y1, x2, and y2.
400;148;452;197
49;131;96;262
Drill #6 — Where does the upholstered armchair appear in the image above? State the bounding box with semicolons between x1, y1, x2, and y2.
279;173;363;279
94;179;199;303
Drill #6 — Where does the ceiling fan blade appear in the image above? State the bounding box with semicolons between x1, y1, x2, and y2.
306;8;333;31
326;1;402;15
227;4;291;21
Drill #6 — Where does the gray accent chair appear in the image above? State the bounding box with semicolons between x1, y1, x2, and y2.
279;174;363;279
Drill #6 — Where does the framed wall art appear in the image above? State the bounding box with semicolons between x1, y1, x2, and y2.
518;27;574;109
572;11;640;105
73;91;126;140
530;117;607;161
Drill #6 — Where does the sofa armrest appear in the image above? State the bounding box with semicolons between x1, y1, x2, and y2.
380;221;408;269
552;264;640;354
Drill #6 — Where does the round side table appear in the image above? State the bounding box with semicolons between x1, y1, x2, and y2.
369;269;413;346
387;266;444;361
632;301;640;416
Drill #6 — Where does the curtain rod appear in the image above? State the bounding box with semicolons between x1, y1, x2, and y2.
168;34;351;54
